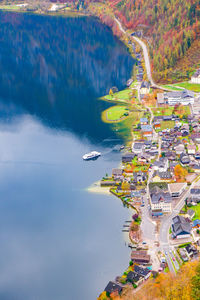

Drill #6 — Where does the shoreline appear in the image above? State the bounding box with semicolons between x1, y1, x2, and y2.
4;6;199;299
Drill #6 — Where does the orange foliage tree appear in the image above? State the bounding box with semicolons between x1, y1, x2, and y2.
174;164;188;181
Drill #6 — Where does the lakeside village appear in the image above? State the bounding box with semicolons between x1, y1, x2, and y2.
98;42;200;298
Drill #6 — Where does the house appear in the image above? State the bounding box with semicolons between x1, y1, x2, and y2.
187;145;196;155
100;180;117;187
134;265;151;280
157;93;165;105
195;152;200;160
141;125;153;137
144;141;152;149
191;68;200;84
127;78;133;87
112;168;123;180
150;186;172;213
171;215;191;239
179;248;189;262
126;271;143;285
154;120;161;129
189;187;200;203
174;144;185;155
140;117;148;125
122;152;135;163
163;115;172;121
153;157;169;172
137;153;150;163
191;133;200;143
182;130;189;137
193;219;200;229
185;244;198;257
168;182;187;197
185;209;195;220
180;153;190;165
132;142;144;154
104;281;123;295
140;81;150;95
165;151;176;161
131;250;151;264
152;171;172;182
133;171;147;183
165;89;195;106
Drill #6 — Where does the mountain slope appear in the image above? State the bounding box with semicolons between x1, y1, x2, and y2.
96;0;200;83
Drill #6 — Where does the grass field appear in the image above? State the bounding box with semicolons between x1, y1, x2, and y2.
152;105;190;117
161;85;183;91
0;5;21;10
192;204;200;220
104;88;132;101
156;121;175;132
152;107;174;116
105;106;128;121
173;82;200;93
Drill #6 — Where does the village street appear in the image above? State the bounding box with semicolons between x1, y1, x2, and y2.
114;14;200;277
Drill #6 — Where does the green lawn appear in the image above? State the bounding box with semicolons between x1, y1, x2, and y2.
152;106;190;117
161;84;183;91
156;120;175;132
152;107;174;116
103;87;133;101
104;105;128;121
173;82;200;93
0;5;21;10
192;204;200;220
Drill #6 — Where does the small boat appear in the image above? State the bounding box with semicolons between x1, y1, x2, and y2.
82;151;101;161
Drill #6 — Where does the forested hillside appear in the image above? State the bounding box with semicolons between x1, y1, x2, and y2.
90;0;200;83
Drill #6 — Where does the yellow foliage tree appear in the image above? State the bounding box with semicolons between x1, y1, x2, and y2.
174;164;188;181
121;181;130;191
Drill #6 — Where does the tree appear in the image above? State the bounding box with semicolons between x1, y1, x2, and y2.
109;88;113;97
192;263;200;300
121;181;130;191
174;164;188;181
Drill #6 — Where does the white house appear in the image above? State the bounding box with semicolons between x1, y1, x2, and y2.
153;158;169;173
140;81;150;95
132;142;144;154
187;144;196;155
174;144;185;155
150;186;172;213
165;90;194;106
168;182;187;197
191;69;200;84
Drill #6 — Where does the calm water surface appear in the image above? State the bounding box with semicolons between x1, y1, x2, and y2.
0;12;134;300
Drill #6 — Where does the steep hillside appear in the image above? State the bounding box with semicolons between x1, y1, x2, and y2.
94;0;200;83
99;259;200;300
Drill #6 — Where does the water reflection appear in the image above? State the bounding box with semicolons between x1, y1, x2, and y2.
0;12;134;143
0;12;134;300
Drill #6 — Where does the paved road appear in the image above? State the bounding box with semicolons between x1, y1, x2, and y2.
114;17;172;92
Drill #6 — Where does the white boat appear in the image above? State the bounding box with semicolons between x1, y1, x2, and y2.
82;151;101;160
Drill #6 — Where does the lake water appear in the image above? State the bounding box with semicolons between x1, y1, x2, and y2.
0;12;134;300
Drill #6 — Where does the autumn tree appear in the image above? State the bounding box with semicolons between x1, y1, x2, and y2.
121;181;130;191
174;164;188;181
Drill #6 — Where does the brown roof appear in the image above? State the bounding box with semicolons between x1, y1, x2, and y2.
131;250;150;262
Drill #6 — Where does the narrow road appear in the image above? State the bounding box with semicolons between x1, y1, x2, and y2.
114;17;172;91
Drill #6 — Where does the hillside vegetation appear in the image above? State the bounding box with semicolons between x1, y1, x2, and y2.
90;0;200;83
99;260;200;300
